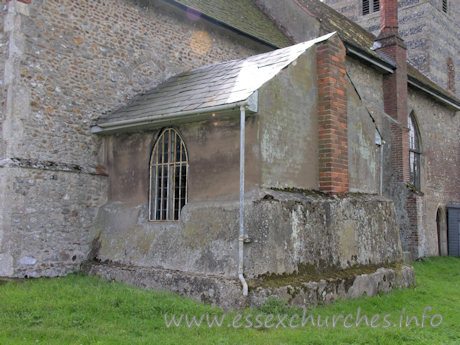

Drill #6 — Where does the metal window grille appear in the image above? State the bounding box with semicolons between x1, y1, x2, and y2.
442;0;448;13
149;128;188;221
408;114;421;190
363;0;370;15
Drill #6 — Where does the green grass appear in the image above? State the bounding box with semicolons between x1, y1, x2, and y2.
0;257;459;344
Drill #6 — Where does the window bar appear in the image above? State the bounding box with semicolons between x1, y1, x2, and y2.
172;131;177;220
149;155;155;220
166;129;171;220
178;140;182;215
184;163;188;211
160;133;165;220
153;141;159;220
184;142;188;208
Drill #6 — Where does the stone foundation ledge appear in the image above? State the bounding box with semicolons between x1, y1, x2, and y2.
249;266;415;308
81;262;415;310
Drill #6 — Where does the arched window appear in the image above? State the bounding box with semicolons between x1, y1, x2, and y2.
408;113;421;190
149;128;188;221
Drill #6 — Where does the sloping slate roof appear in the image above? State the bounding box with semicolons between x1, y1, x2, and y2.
172;0;292;48
97;33;334;128
295;0;459;107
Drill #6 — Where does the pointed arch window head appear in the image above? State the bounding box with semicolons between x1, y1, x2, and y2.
149;128;188;221
408;113;421;190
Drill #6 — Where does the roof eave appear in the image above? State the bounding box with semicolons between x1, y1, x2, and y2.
408;76;460;111
92;92;259;135
343;42;459;110
344;42;395;74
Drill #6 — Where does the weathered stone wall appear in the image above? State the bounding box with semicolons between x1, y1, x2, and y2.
0;0;271;277
0;3;7;158
93;190;403;279
347;82;379;194
0;165;106;277
15;0;268;165
376;87;460;259
324;0;460;97
322;0;360;21
341;54;460;259
345;57;383;194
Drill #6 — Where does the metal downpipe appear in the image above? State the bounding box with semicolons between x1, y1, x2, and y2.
238;105;248;296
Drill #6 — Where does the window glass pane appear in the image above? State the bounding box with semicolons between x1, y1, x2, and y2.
410;151;415;185
409;116;415;150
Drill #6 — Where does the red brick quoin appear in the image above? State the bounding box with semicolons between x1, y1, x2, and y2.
316;36;348;194
376;0;410;184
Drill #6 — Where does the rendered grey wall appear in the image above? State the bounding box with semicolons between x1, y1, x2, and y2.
258;50;319;190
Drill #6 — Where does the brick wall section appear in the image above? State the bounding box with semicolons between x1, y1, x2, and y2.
405;192;419;256
379;0;399;34
376;35;409;183
316;36;348;193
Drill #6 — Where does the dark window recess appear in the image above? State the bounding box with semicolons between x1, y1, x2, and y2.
408;113;421;190
149;128;188;221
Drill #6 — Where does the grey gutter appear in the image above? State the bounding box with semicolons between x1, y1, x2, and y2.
344;41;459;111
344;41;395;74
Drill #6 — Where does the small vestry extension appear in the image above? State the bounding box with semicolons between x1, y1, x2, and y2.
0;0;458;309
